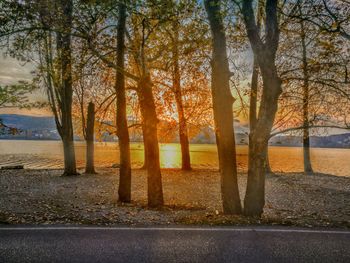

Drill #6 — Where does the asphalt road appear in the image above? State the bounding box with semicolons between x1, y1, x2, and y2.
0;226;349;263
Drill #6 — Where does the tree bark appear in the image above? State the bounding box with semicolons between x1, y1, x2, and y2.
265;146;272;174
85;102;96;174
242;0;282;216
140;124;148;170
251;58;274;175
249;0;263;131
115;3;132;202
138;76;164;207
300;9;313;174
205;0;242;214
172;20;191;171
62;137;77;175
245;74;281;216
249;57;259;131
56;0;77;176
175;91;191;171
303;125;313;173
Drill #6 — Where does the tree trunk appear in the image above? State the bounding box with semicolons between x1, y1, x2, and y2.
300;11;313;174
205;0;242;214
115;3;132;202
251;58;274;176
249;0;263;132
249;57;259;131
265;146;272;174
140;123;148;170
62;137;77;175
242;0;282;217
172;20;191;171
244;71;281;216
56;0;77;176
245;134;267;215
138;76;164;207
85;102;96;174
303;127;313;173
175;94;191;171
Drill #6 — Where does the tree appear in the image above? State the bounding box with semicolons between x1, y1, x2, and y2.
299;2;313;173
205;0;242;214
293;0;350;41
0;0;80;175
146;0;213;170
125;2;166;207
72;0;132;201
268;0;350;174
246;0;267;172
164;0;206;171
71;37;119;175
77;0;164;207
170;12;191;171
293;0;349;173
115;2;132;203
46;0;78;176
242;0;282;216
85;101;96;174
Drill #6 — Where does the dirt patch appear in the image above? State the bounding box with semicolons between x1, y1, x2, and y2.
0;168;349;228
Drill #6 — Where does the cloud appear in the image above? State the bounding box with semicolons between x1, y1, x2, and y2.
0;51;50;116
0;52;34;85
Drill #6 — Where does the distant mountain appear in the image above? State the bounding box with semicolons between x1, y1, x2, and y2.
190;120;249;144
311;133;350;148
0;114;56;130
2;114;350;148
270;133;350;148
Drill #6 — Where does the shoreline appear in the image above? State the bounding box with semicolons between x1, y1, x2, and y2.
1;149;350;177
2;138;350;150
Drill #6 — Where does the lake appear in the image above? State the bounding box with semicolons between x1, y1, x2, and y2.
0;140;349;177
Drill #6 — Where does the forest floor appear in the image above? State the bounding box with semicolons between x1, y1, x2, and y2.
0;168;349;228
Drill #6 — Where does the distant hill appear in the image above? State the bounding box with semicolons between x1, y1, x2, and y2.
311;133;350;148
270;133;350;148
1;114;350;148
0;114;56;131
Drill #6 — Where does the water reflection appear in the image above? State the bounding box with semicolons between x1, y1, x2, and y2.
160;144;181;168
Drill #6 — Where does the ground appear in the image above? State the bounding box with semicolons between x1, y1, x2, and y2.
0;168;349;228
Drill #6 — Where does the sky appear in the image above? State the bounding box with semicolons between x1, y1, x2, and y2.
0;50;51;116
0;52;33;85
0;49;347;135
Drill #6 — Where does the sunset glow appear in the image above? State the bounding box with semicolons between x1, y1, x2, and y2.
0;2;349;258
